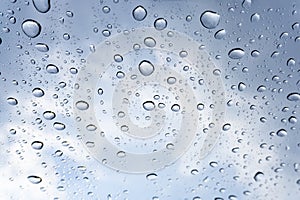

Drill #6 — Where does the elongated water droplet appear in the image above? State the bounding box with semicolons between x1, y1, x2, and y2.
132;5;147;21
46;64;59;74
7;97;18;105
257;85;266;92
139;60;154;76
277;129;287;137
146;173;158;180
53;122;66;130
31;141;44;150
228;48;245;59
21;19;41;38
200;11;220;29
32;0;51;13
287;92;300;101
27;175;42;184
35;43;49;52
43;111;56;120
143;101;155;111
76;101;89;110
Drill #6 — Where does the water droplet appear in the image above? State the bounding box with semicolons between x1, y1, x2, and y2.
251;50;260;57
238;82;246;91
146;173;158;180
117;151;126;158
288;116;297;124
179;50;188;58
209;161;218;168
144;37;156;47
143;101;155;111
167;77;176;84
116;71;125;79
191;169;199;175
43;111;56;120
114;54;123;62
53;122;66;130
102;6;110;14
63;33;70;40
102;30;111;37
171;104;180;112
35;43;49;52
242;0;252;9
250;13;260;22
138;60;155;76
98;88;104;95
32;88;45;97
76;101;89;110
277;129;287;137
132;5;147;21
222;123;231;131
257;85;266;92
200;10;220;29
197;103;204;111
287;58;296;67
214;29;226;39
32;0;50;13
253;171;264;182
7;97;18;105
154;18;167;30
27;175;42;184
21;19;41;38
46;64;59;74
287;92;300;101
86;124;97;131
228;48;245;59
31;141;44;150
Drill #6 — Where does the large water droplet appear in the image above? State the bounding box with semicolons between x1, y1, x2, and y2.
200;11;220;29
43;111;56;120
46;64;59;74
76;101;89;110
35;43;49;52
171;104;180;112
250;13;260;22
287;92;300;101
27;175;42;184
144;37;156;47
21;19;41;38
32;88;45;97
277;129;287;137
238;82;246;91
257;85;266;92
154;18;167;30
228;48;245;59
287;58;296;67
143;101;155;111
31;141;44;150
132;5;147;21
7;97;18;105
214;29;226;39
138;60;155;76
242;0;252;9
253;171;264;182
53;122;66;130
146;173;158;180
32;0;51;13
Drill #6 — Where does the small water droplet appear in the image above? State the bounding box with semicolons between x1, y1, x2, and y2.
171;104;180;112
114;54;123;62
86;124;97;131
222;123;231;131
197;103;204;111
32;88;45;97
31;141;44;150
154;18;167;30
117;151;126;158
277;129;287;137
251;50;260;57
46;64;59;74
238;82;246;91
209;161;218;168
138;60;155;76
288;116;297;124
146;173;158;180
191;169;199;175
287;58;296;67
43;111;56;120
200;10;220;29
253;171;264;182
27;175;42;184
287;92;300;101
250;13;260;22
7;97;18;105
32;0;50;13
228;48;245;59
98;88;104;95
116;71;125;79
76;101;89;110
35;43;49;52
21;19;41;38
132;5;147;21
144;37;156;47
167;77;176;84
214;29;226;39
143;101;155;111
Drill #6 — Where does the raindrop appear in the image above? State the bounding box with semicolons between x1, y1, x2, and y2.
35;43;49;52
154;18;167;30
117;151;126;158
200;10;220;29
144;37;156;47
179;50;188;58
253;171;264;182
276;129;287;137
287;92;300;101
27;175;42;184
138;60;155;76
228;48;245;59
114;54;123;62
214;29;226;39
250;13;260;22
222;123;231;131
43;111;56;120
191;169;199;175
288;116;297;124
287;58;296;67
116;71;125;79
251;50;260;57
197;103;204;111
171;104;180;112
242;0;252;9
98;88;104;95
32;0;50;13
132;5;147;21
46;64;59;74
209;161;218;167
76;101;89;110
257;85;266;92
238;82;246;91
21;19;41;38
7;97;18;105
143;101;155;111
32;88;45;97
63;33;70;40
86;124;97;131
53;122;66;130
146;173;158;180
31;141;44;150
167;77;176;84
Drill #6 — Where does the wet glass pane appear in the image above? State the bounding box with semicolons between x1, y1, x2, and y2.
0;0;299;199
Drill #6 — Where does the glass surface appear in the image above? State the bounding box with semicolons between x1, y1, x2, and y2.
0;0;300;199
